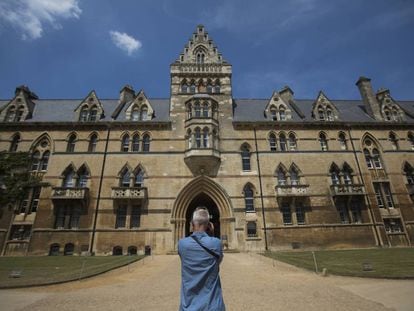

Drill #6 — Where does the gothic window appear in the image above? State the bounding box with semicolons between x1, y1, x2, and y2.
338;132;347;150
343;166;353;185
389;132;399;150
140;105;148;121
244;184;254;212
31;151;41;171
246;222;257;237
214;80;221;94
181;83;189;93
5;106;16;122
54;207;66;229
77;166;89;188
142;134;150;152
337;201;350;223
120;169;131;187
196;52;205;64
66;134;76;153
319;133;328;151
79;106;88;121
374;183;394;208
288;133;297;151
330;164;340;185
88;134;98;152
270;107;277;121
190;82;196;94
134;169;144;187
89;106;98;121
64;243;74;255
202;102;209;117
290;167;299;185
281;203;292;225
404;163;414;184
130;205;141;228
296;202;306;225
63;168;75;188
40;151;50;171
194;102;201;117
187;104;193;119
195;128;201;148
132;134;140;152
326;109;334;121
241;145;251;171
372;149;382;168
203;128;209;148
30;187;41;213
269;133;277;151
131;105;140;121
277;167;287;185
187;129;192;149
121;134;130;152
49;243;60;256
279;133;287;151
408;132;414;150
128;245;138;255
115;206;127;228
279;107;286;121
206;83;213;94
69;207;81;229
9;134;20;152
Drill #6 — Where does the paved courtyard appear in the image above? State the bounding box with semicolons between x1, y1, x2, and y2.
1;253;413;311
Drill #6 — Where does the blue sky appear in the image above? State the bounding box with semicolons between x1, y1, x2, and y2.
0;0;413;100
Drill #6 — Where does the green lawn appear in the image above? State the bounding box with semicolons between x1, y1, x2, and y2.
263;248;414;278
0;255;144;288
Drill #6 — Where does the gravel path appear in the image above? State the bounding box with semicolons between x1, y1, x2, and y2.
1;253;413;311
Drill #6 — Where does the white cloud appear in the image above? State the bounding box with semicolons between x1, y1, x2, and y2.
109;31;142;56
0;0;81;40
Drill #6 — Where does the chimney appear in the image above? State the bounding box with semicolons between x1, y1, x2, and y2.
356;76;381;120
119;85;135;104
279;85;294;103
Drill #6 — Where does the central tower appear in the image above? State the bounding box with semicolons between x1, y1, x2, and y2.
170;25;233;177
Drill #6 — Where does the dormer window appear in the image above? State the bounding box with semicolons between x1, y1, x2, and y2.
140;105;148;121
279;107;286;121
131;106;140;121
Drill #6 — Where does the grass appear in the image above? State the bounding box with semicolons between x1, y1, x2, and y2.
263;248;414;278
0;255;144;288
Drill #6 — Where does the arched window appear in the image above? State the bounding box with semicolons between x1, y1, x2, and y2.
319;133;328;151
64;243;74;256
343;166;353;185
244;184;254;212
120;169;131;187
195;128;201;148
277;167;287;185
338;132;347;150
389;132;399;150
9;134;20;152
112;246;123;255
372;148;382;168
121;134;130;152
134;169;144;187
331;169;340;185
88;134;98;152
206;83;213;94
364;149;373;169
288;134;297;151
140;105;148;121
77;166;89;188
31;151;41;171
181;83;188;93
187;129;192;149
408;132;414;150
247;222;257;237
290;167;299;185
132;134;140;152
214;84;220;94
202;103;209;117
66;134;76;153
203;128;209;148
392;108;399;121
79;106;88;121
89;106;98;121
318;106;325;121
279;107;286;121
49;243;60;256
279;133;287;151
131;105;140;121
16;106;25;121
404;163;414;184
63;168;75;188
5;106;16;122
194;102;201;117
384;108;392;121
142;134;150;152
270;107;277;121
128;246;138;255
326;109;333;121
196;52;205;64
269;133;277;151
40;151;50;171
241;145;251;171
190;83;196;94
187;104;192;119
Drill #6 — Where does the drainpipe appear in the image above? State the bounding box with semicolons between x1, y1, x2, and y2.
254;128;268;251
89;125;111;254
347;128;382;246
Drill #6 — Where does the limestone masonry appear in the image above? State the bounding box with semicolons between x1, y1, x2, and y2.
1;25;413;256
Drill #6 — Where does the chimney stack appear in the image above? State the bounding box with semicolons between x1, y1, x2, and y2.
356;76;382;120
279;85;294;103
119;85;135;104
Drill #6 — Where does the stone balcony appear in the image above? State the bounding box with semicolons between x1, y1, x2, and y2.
330;184;366;197
51;187;89;207
275;184;309;197
184;148;221;176
111;187;148;201
369;169;388;181
185;116;218;128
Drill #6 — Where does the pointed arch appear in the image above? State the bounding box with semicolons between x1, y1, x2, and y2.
329;162;341;173
275;163;288;186
361;132;383;151
77;163;90;188
61;163;77;187
30;132;53;152
117;163;133;177
9;132;21;152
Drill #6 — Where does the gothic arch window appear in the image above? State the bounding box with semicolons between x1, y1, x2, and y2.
247;222;257;237
187;129;192;149
79;106;88;121
132;134;140;152
9;134;20;152
140;105;148;121
330;163;340;185
120;167;131;187
214;79;220;94
389;132;399;150
326;108;334;121
89;105;98;121
290;166;299;185
181;82;189;93
31;151;41;171
77;165;89;188
270;106;277;121
196;52;205;64
269;133;277;151
66;134;77;153
40;151;50;171
372;148;382;168
241;144;251;171
121;134;130;152
202;127;209;148
319;132;328;151
187;103;193;119
338;132;347;150
342;163;353;185
16;106;25;121
288;133;297;151
362;136;384;170
364;149;373;169
5;106;16;122
49;243;60;256
131;105;140;121
88;134;98;152
279;106;286;121
142;134;150;152
194;102;201;117
189;81;196;94
279;133;287;151
206;80;213;94
404;162;414;184
134;168;145;187
62;166;76;188
408;132;414;150
276;166;287;185
112;246;123;255
202;102;209;117
243;184;255;212
195;127;201;148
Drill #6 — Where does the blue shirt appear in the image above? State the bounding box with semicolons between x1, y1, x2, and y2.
178;231;225;311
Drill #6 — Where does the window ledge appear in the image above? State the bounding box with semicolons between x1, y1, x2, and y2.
246;237;261;241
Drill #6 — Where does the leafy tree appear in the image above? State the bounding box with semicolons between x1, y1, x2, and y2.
0;152;41;210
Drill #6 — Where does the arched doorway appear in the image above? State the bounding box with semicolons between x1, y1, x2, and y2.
185;193;221;238
171;176;236;250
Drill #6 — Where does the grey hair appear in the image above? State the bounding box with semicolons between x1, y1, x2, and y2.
192;207;210;226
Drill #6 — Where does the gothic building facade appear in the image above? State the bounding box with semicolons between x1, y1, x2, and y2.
1;25;413;256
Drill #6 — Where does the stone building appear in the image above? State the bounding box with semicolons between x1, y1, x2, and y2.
0;25;413;256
